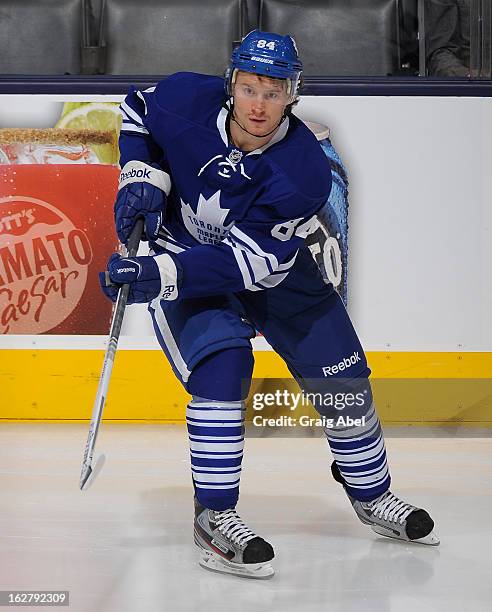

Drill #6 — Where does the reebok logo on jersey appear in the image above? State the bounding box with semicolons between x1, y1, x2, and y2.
119;168;151;183
251;56;274;64
322;351;361;376
116;266;137;274
161;284;175;299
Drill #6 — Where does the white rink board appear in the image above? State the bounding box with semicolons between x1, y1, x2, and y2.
1;94;491;352
297;96;492;352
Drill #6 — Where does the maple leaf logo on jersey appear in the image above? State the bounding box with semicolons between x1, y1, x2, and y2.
181;190;233;245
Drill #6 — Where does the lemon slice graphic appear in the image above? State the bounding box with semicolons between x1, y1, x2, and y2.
56;103;122;164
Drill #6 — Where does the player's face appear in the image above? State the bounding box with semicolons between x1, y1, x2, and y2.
232;72;289;138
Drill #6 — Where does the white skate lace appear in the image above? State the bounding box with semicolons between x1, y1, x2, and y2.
212;509;257;547
365;492;415;525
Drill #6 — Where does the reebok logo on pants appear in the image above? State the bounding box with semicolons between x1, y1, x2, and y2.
322;351;361;376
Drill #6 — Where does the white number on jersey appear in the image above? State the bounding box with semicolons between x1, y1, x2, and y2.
271;216;319;241
307;225;343;287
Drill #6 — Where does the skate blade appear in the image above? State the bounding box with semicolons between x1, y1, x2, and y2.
372;525;440;546
198;549;275;579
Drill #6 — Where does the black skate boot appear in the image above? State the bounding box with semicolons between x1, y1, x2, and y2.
193;497;275;578
331;461;440;546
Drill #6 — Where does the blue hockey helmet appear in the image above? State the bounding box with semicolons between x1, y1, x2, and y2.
225;30;303;103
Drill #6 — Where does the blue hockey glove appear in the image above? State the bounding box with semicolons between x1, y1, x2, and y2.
115;161;171;245
99;253;179;304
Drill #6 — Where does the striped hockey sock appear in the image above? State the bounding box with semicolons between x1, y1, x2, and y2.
186;397;245;511
324;402;391;502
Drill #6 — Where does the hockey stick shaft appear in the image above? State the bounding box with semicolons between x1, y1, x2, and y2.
80;219;144;489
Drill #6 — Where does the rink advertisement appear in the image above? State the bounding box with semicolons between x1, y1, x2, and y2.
0;100;121;334
303;123;349;303
0;164;118;334
0;97;349;336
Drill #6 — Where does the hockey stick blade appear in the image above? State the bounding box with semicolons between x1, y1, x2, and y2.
80;453;106;490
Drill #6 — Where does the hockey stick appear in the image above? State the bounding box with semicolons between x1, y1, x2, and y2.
79;218;144;490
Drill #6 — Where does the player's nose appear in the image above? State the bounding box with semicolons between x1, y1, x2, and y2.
251;98;266;114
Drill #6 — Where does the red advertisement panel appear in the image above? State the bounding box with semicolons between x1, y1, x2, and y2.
0;164;119;334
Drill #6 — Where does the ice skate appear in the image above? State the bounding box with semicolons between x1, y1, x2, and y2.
193;498;275;579
331;462;440;546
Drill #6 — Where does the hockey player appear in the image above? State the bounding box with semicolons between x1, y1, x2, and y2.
100;30;439;579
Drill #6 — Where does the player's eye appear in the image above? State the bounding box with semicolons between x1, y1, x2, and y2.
243;86;255;96
266;92;280;101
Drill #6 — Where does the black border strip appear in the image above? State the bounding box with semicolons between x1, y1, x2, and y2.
0;75;492;96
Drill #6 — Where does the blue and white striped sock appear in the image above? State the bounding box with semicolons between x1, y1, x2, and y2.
186;396;245;511
325;403;391;502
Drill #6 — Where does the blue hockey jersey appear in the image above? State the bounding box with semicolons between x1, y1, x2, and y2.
119;72;332;299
